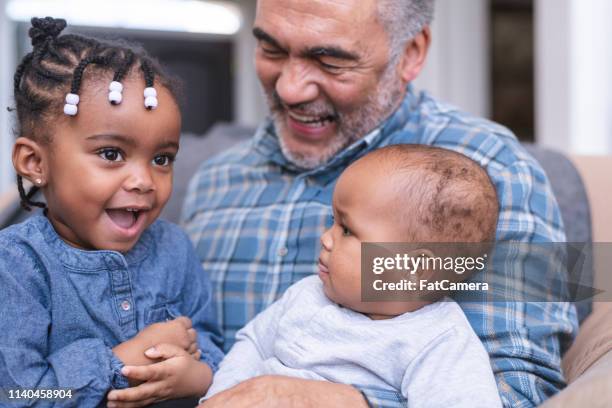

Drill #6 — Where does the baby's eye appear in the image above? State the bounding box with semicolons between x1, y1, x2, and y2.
98;148;123;162
341;225;351;237
153;154;175;167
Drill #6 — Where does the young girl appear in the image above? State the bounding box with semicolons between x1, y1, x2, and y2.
0;17;223;407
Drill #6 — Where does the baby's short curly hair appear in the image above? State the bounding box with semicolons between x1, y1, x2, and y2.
359;144;499;243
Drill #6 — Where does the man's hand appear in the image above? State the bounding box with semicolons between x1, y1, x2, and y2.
107;343;212;408
199;376;369;408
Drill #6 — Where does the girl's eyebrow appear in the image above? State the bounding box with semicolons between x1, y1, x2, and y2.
86;134;136;147
86;134;179;150
158;140;180;150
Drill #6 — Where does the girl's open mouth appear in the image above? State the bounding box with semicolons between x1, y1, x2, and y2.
105;208;149;237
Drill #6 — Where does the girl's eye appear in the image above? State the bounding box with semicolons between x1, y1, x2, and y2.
342;225;351;237
153;154;174;167
98;148;123;162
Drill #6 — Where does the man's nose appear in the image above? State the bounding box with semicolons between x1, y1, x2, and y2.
124;163;155;194
275;59;318;106
320;228;333;251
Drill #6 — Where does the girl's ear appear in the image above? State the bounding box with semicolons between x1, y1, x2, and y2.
12;137;48;187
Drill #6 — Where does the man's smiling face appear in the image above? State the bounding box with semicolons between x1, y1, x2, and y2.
254;0;406;169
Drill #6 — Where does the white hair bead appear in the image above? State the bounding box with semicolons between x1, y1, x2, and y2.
65;93;79;105
144;96;158;109
108;90;123;104
144;87;157;98
63;103;78;116
109;81;123;92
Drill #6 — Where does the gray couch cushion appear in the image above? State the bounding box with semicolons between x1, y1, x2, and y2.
523;145;593;322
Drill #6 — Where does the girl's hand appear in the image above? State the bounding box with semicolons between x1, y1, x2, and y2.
112;317;198;370
106;343;213;408
136;317;198;353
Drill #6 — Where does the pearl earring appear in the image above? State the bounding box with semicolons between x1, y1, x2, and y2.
35;178;42;185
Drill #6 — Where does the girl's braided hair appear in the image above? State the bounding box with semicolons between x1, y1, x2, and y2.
13;17;180;211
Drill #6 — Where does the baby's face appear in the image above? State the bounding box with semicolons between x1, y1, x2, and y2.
41;74;181;252
318;159;413;316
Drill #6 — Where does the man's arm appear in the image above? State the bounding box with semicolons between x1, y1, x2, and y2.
465;157;578;407
201;376;370;408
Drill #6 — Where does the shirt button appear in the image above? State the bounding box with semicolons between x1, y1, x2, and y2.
277;247;288;257
120;300;131;311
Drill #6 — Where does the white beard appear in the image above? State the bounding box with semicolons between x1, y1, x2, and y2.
267;63;405;170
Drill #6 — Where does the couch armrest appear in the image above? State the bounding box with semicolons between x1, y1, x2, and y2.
540;302;612;407
562;302;612;383
569;156;612;243
540;349;612;407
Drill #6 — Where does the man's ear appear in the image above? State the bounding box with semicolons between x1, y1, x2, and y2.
397;26;431;84
12;137;48;186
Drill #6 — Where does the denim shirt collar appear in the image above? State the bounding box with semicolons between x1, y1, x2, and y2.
33;215;152;272
252;84;421;176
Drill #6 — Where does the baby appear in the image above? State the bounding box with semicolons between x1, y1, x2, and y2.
0;18;222;407
204;144;502;407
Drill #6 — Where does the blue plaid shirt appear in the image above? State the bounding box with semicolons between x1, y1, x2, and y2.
182;86;578;408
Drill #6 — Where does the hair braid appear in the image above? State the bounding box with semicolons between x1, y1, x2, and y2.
70;54;111;94
113;50;135;83
16;175;46;212
13;53;34;96
140;58;155;88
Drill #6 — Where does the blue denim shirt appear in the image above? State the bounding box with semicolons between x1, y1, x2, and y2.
0;215;223;407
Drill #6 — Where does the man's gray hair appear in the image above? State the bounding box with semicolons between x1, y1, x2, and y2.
377;0;435;62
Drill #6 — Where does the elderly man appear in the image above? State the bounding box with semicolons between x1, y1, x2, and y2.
183;0;577;407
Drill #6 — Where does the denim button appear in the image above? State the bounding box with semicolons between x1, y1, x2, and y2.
120;300;131;311
277;247;288;257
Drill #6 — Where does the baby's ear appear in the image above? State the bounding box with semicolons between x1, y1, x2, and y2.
411;248;436;281
12;137;48;186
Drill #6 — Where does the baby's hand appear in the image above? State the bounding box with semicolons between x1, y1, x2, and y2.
106;344;213;408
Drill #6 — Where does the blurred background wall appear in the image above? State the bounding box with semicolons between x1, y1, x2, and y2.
1;0;611;199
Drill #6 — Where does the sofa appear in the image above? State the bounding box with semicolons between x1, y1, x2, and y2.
540;155;612;407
